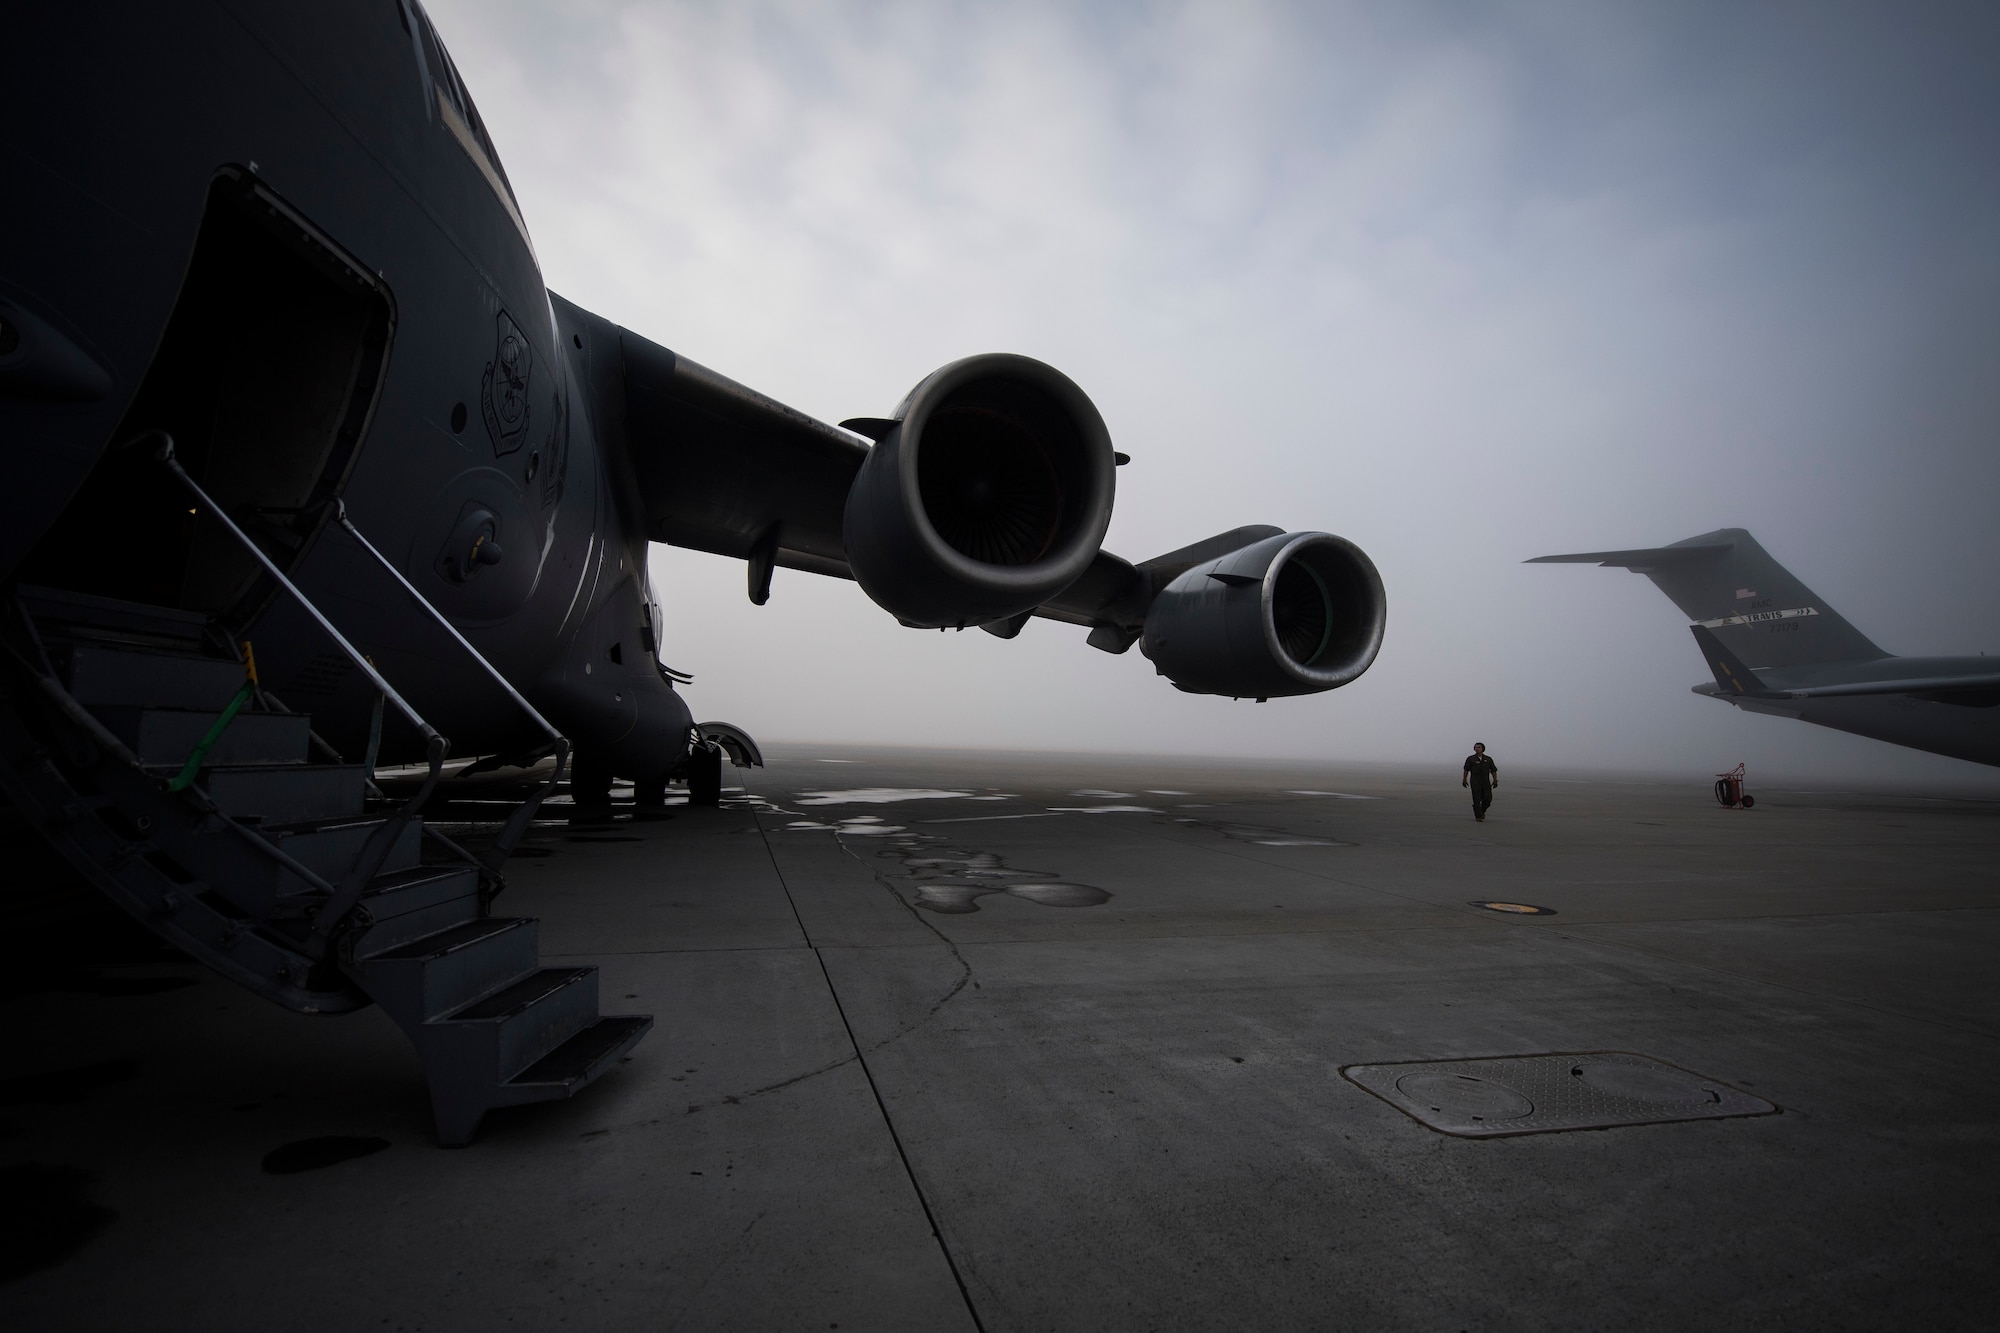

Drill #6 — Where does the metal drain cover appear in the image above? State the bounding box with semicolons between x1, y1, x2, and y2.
1342;1052;1778;1137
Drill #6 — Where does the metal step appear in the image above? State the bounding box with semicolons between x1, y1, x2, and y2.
349;865;482;955
352;917;539;1022
262;816;421;879
18;583;207;645
101;705;310;766
158;811;413;921
61;642;248;710
199;763;365;822
11;580;651;1150
441;966;600;1082
209;816;423;902
500;1014;653;1098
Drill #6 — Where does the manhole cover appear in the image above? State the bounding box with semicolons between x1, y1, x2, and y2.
1343;1052;1777;1137
1471;901;1555;915
1393;1072;1534;1123
1575;1060;1713;1104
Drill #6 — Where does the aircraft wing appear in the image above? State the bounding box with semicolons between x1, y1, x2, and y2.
558;295;1150;626
618;332;867;581
558;295;1387;697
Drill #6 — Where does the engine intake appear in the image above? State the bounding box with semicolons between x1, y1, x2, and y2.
1141;531;1386;698
843;354;1115;627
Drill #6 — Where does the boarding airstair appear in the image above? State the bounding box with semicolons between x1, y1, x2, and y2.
0;436;648;1146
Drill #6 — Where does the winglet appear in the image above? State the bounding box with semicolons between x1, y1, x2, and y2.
1689;624;1779;698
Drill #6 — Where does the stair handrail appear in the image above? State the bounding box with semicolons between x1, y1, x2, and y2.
151;436;443;756
332;499;571;874
147;432;447;959
2;595;342;903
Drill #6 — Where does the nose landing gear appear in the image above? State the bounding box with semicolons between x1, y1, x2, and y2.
569;722;763;821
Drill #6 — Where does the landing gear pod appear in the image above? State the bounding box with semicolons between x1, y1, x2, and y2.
1140;531;1386;699
842;354;1116;628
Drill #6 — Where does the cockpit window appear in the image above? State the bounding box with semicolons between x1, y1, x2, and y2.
399;1;522;210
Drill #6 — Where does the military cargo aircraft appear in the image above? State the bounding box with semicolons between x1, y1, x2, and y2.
0;3;1386;1143
1530;528;1999;768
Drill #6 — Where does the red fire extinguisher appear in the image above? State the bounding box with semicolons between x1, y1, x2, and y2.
1714;763;1755;809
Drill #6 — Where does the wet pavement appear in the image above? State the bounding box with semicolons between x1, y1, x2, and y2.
4;745;1998;1329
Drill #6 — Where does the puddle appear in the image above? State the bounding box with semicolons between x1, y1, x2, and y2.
1070;789;1133;798
1048;805;1161;815
872;836;1113;915
1006;883;1111;907
910;885;994;914
910;880;1111;914
261;1135;391;1175
1287;790;1380;800
781;810;1116;914
922;812;1059;824
795;788;978;806
784;818;907;835
0;1164;115;1281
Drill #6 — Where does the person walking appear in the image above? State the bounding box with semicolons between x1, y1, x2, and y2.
1462;742;1498;822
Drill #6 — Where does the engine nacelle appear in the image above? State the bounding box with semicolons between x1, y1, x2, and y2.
843;354;1116;627
1141;531;1386;699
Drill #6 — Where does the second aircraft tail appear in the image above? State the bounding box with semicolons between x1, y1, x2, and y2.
1527;527;1885;671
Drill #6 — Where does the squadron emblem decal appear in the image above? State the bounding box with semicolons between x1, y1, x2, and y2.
481;310;532;456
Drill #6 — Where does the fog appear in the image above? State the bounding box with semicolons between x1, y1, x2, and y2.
428;0;2000;788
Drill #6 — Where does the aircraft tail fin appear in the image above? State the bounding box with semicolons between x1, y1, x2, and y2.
1527;527;1885;671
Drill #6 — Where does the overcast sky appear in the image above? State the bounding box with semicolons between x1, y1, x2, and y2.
428;0;2000;787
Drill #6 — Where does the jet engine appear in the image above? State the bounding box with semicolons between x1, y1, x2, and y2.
1140;531;1386;698
843;354;1116;627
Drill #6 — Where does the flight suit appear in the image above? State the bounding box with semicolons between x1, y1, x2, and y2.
1464;753;1498;821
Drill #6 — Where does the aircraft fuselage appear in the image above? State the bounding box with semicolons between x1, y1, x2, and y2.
7;1;687;772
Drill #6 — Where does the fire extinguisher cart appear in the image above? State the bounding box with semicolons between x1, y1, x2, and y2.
1714;763;1755;809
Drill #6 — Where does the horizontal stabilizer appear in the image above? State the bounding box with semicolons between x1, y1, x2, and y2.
1693;624;2000;701
1690;625;1777;698
1781;672;2000;700
1526;542;1732;568
1530;527;1884;671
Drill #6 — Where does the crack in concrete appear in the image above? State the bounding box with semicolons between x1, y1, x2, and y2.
747;806;987;1331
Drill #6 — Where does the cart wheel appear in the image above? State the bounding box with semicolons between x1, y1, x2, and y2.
1739;794;1754;809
